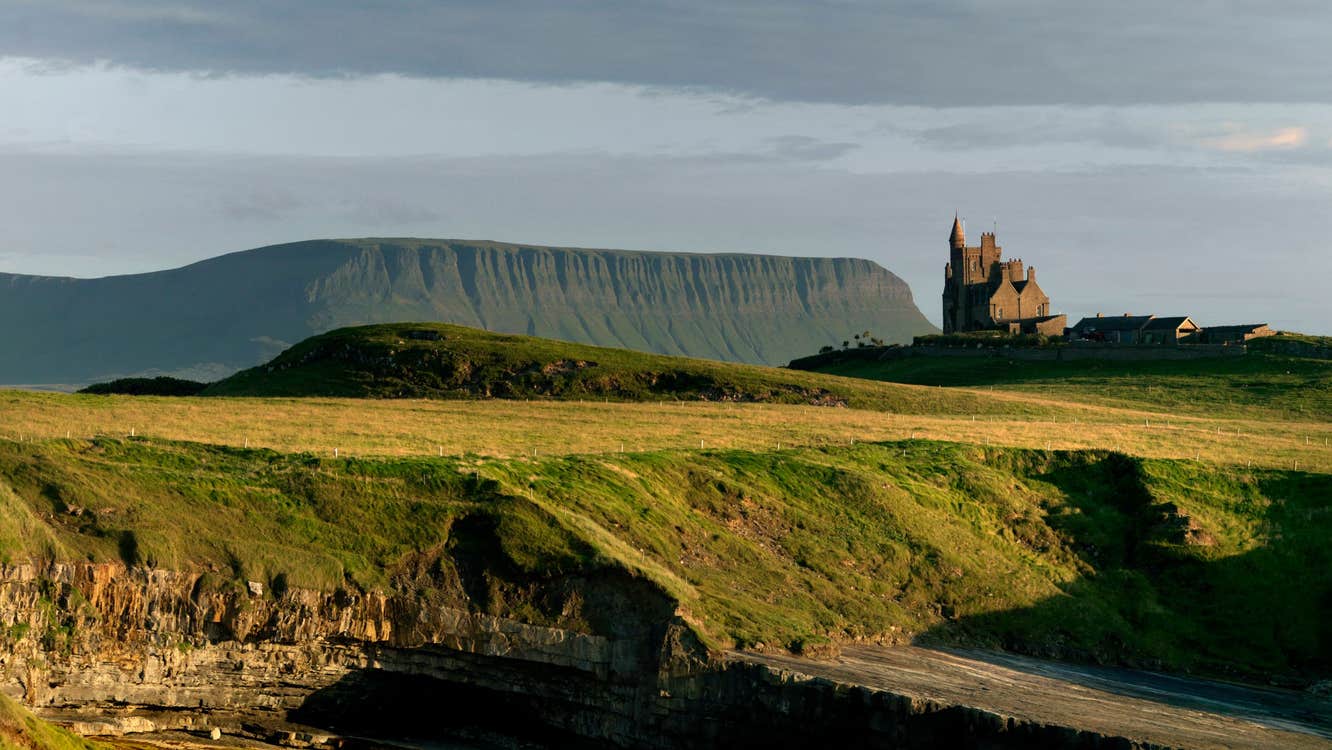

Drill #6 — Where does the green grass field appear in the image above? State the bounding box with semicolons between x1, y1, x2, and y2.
2;323;1329;685
2;390;1329;471
803;351;1332;422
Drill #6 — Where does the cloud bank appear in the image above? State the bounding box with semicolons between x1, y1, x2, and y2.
4;1;1332;106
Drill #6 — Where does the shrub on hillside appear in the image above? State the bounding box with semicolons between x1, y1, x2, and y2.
79;377;209;396
913;332;1063;349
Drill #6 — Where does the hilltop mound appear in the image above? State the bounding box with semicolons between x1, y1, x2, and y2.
0;238;935;385
205;323;952;412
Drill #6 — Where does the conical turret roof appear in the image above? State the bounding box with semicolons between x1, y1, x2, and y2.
949;214;965;246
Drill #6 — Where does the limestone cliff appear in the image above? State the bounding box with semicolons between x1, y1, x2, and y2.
0;239;935;384
0;562;1171;749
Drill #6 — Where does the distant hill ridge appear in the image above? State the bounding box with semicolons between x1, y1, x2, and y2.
0;238;935;385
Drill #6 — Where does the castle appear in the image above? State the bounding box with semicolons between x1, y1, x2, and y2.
941;216;1066;335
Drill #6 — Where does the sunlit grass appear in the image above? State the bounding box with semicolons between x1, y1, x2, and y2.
0;692;105;750
810;352;1332;423
1;390;1327;473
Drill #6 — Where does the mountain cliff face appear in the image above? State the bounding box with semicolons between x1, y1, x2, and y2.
0;239;935;384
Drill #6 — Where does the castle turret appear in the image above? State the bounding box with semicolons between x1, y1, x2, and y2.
949;215;965;249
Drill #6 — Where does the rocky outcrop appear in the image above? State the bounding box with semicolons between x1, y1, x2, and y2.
0;561;1186;749
0;561;680;740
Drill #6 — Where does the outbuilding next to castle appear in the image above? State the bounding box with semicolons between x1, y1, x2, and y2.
941;216;1067;336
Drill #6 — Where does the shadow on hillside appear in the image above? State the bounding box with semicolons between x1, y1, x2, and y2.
916;454;1332;685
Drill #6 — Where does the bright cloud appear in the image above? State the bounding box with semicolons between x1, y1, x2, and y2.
1202;126;1309;152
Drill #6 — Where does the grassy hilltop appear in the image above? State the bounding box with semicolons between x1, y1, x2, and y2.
203;322;1025;415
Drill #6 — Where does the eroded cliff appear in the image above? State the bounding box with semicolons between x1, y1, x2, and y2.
0;561;1181;750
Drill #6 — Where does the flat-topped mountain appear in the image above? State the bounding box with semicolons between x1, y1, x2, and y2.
0;238;935;385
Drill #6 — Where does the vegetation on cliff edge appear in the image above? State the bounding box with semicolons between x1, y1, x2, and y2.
0;693;103;750
0;437;1326;683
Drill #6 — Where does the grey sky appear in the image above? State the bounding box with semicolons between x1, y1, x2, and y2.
5;1;1332;107
0;2;1329;333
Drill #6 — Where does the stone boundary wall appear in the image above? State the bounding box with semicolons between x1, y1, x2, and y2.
913;343;1246;362
788;343;1247;370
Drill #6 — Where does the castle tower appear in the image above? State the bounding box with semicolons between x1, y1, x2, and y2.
943;215;970;333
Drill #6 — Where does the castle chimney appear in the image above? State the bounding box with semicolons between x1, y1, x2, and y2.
1027;266;1036;281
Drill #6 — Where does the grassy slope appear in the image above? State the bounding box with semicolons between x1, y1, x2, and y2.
0;693;103;750
805;352;1332;421
1;437;1326;681
202;323;1036;416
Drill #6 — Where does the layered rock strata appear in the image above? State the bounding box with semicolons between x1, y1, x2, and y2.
0;562;1172;749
